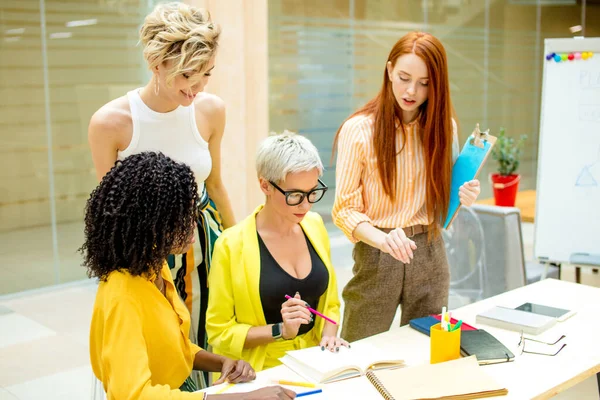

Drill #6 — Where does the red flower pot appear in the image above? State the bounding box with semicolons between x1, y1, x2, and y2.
490;174;520;207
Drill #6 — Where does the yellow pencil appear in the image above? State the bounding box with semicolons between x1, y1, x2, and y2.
273;380;317;388
215;383;235;394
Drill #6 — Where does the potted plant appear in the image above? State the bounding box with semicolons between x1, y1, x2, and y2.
490;128;527;207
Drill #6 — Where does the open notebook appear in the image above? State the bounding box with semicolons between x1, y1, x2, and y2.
366;356;508;400
280;342;404;384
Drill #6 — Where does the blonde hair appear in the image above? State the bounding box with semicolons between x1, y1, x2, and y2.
256;130;324;183
140;2;220;85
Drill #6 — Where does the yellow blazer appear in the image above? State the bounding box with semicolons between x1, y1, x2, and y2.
206;205;340;372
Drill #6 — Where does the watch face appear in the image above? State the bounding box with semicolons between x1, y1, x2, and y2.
272;323;281;338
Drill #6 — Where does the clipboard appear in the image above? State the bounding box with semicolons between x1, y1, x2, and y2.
443;124;496;229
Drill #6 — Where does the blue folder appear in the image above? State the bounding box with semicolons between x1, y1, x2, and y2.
444;127;496;229
409;316;441;336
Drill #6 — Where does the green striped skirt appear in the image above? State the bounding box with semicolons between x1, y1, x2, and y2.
180;375;199;392
168;187;223;388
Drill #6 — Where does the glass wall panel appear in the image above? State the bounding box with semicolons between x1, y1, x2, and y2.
0;0;166;295
268;0;600;218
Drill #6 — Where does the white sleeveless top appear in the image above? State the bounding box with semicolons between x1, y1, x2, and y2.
118;89;212;193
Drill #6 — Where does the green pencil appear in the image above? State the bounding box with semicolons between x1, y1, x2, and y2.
451;320;463;332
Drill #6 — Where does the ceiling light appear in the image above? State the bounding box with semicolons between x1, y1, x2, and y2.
65;19;98;27
50;32;73;39
5;28;25;35
569;25;582;33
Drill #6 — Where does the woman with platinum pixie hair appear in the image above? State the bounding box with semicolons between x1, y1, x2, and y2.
206;132;348;372
87;3;235;384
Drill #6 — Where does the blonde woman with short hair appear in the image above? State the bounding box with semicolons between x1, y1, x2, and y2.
206;132;348;373
88;2;234;385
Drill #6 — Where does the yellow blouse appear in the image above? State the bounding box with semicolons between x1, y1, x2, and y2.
90;264;205;399
206;206;340;372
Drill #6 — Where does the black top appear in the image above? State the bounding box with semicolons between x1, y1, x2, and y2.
258;229;329;336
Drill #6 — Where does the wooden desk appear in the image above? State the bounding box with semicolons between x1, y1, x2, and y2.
202;279;600;399
478;189;537;223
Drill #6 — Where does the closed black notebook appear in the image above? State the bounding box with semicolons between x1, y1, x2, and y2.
460;329;515;365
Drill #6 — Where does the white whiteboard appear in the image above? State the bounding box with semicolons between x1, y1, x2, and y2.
534;38;600;265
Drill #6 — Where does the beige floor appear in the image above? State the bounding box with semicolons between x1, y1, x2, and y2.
0;222;87;295
0;224;599;399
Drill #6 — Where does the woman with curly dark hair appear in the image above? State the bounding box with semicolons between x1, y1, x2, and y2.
83;152;296;399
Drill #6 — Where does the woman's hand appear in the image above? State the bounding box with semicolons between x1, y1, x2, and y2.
240;386;297;399
214;358;256;385
320;336;350;353
459;179;480;207
379;228;417;264
280;292;312;340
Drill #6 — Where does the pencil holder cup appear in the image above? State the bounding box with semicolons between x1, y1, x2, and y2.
430;322;461;364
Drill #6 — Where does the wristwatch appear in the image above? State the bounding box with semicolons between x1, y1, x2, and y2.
272;322;284;340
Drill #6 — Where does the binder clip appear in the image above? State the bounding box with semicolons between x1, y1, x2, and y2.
470;123;490;149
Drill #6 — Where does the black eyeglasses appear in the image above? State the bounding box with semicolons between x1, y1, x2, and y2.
269;179;328;206
518;331;567;356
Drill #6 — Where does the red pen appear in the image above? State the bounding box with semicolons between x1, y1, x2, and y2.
284;294;338;325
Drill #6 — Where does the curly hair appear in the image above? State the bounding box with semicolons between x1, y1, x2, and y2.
140;2;220;85
80;152;199;281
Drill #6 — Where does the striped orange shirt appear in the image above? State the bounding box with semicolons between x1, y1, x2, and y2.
332;114;458;243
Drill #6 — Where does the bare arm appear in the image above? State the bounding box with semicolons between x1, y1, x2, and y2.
206;387;296;400
88;98;132;181
321;321;338;339
199;96;236;229
353;222;388;250
193;349;227;372
243;325;277;349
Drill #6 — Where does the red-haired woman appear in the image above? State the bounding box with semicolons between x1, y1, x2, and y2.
332;32;481;342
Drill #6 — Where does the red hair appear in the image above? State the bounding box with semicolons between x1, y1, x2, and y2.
333;32;454;231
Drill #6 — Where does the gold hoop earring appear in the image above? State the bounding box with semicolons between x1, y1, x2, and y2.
154;75;160;96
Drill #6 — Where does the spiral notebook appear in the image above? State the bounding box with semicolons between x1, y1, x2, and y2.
366;356;508;400
444;124;497;229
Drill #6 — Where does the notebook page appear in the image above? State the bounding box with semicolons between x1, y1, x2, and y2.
285;346;358;378
286;341;402;377
368;356;507;399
